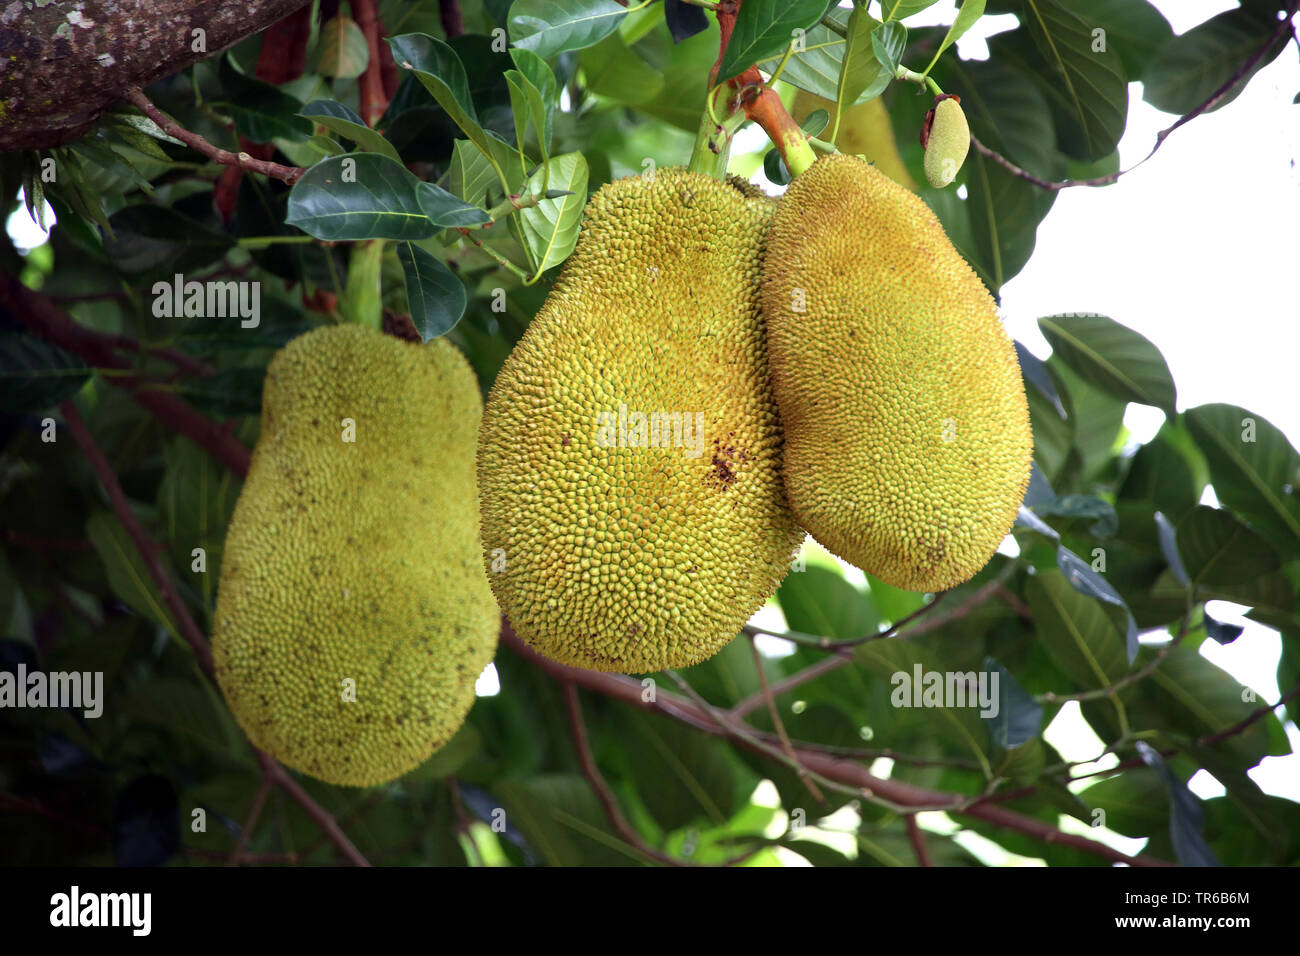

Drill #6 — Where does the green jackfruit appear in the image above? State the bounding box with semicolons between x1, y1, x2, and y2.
792;90;917;191
213;324;497;787
478;169;802;673
762;155;1032;592
922;95;970;189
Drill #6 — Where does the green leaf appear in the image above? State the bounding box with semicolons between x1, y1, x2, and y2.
959;149;1056;292
868;20;906;78
508;0;628;59
717;0;835;83
167;367;266;418
1026;568;1130;690
925;0;986;73
0;331;90;412
315;15;370;79
1066;0;1173;82
299;100;402;162
286;153;437;241
881;1;942;19
1080;767;1169;837
448;140;498;209
495;774;643;866
388;34;518;187
157;436;239;617
1038;313;1176;417
1144;8;1289;116
1184;404;1300;558
1175;506;1281;588
217;56;311;143
942;55;1060;182
515;152;588;279
777;564;878;640
1012;0;1128;160
397;242;467;339
85;512;178;639
416;181;490;228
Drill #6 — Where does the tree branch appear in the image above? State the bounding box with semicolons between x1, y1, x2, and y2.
439;0;465;38
122;87;306;185
748;635;824;802
905;814;933;867
503;627;1169;866
0;273;252;477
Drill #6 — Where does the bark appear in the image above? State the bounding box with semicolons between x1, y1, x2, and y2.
0;0;312;152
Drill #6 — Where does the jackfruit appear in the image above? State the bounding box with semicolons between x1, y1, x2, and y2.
762;154;1031;592
213;324;497;787
922;95;969;189
792;90;917;190
478;169;802;672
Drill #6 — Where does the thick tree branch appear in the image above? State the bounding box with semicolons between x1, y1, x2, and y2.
905;814;933;867
0;0;314;151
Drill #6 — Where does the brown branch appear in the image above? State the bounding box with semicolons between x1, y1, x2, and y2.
748;635;824;802
905;814;933;867
439;0;465;38
447;778;483;866
227;776;272;866
504;626;1168;866
0;274;251;477
255;752;371;867
62;399;367;867
122;87;306;185
973;1;1300;191
61;400;217;676
354;0;390;127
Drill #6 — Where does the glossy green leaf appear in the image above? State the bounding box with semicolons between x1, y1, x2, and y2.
1038;314;1176;416
509;0;628;60
0;332;90;412
717;0;835;83
1026;568;1129;690
299;100;402;162
515;152;588;279
397;242;467;339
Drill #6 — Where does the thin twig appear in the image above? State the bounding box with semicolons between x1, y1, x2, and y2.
504;626;1169;866
905;814;933;867
122;86;306;185
255;753;371;867
227;776;272;866
748;635;824;802
61;400;216;675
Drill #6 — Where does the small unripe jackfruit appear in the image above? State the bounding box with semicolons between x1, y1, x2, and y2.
792;90;916;190
478;169;802;673
214;324;498;787
922;95;969;188
762;155;1031;592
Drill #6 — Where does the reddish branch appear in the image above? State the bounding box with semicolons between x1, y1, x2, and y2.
505;628;1169;866
57;400;366;867
122;87;306;185
354;0;390;127
439;0;465;39
906;814;934;867
61;400;218;675
0;274;251;477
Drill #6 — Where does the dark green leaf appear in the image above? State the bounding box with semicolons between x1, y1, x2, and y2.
1026;568;1129;689
778;565;878;640
167;367;266;418
1135;741;1219;866
286;153;436;241
1185;404;1300;558
1175;505;1281;587
0;331;90;412
397;242;467;339
299;100;402;162
1038;313;1176;416
717;0;836;83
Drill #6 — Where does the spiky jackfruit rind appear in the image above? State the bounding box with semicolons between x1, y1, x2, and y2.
213;325;498;787
762;154;1032;592
478;169;802;673
922;95;970;188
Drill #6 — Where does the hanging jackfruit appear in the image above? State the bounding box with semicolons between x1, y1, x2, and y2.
922;95;970;189
762;154;1031;592
478;169;802;673
213;324;497;787
792;89;917;190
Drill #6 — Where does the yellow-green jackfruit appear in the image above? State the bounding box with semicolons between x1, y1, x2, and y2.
478;169;802;673
922;95;970;189
213;324;497;787
792;90;917;190
762;154;1032;592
